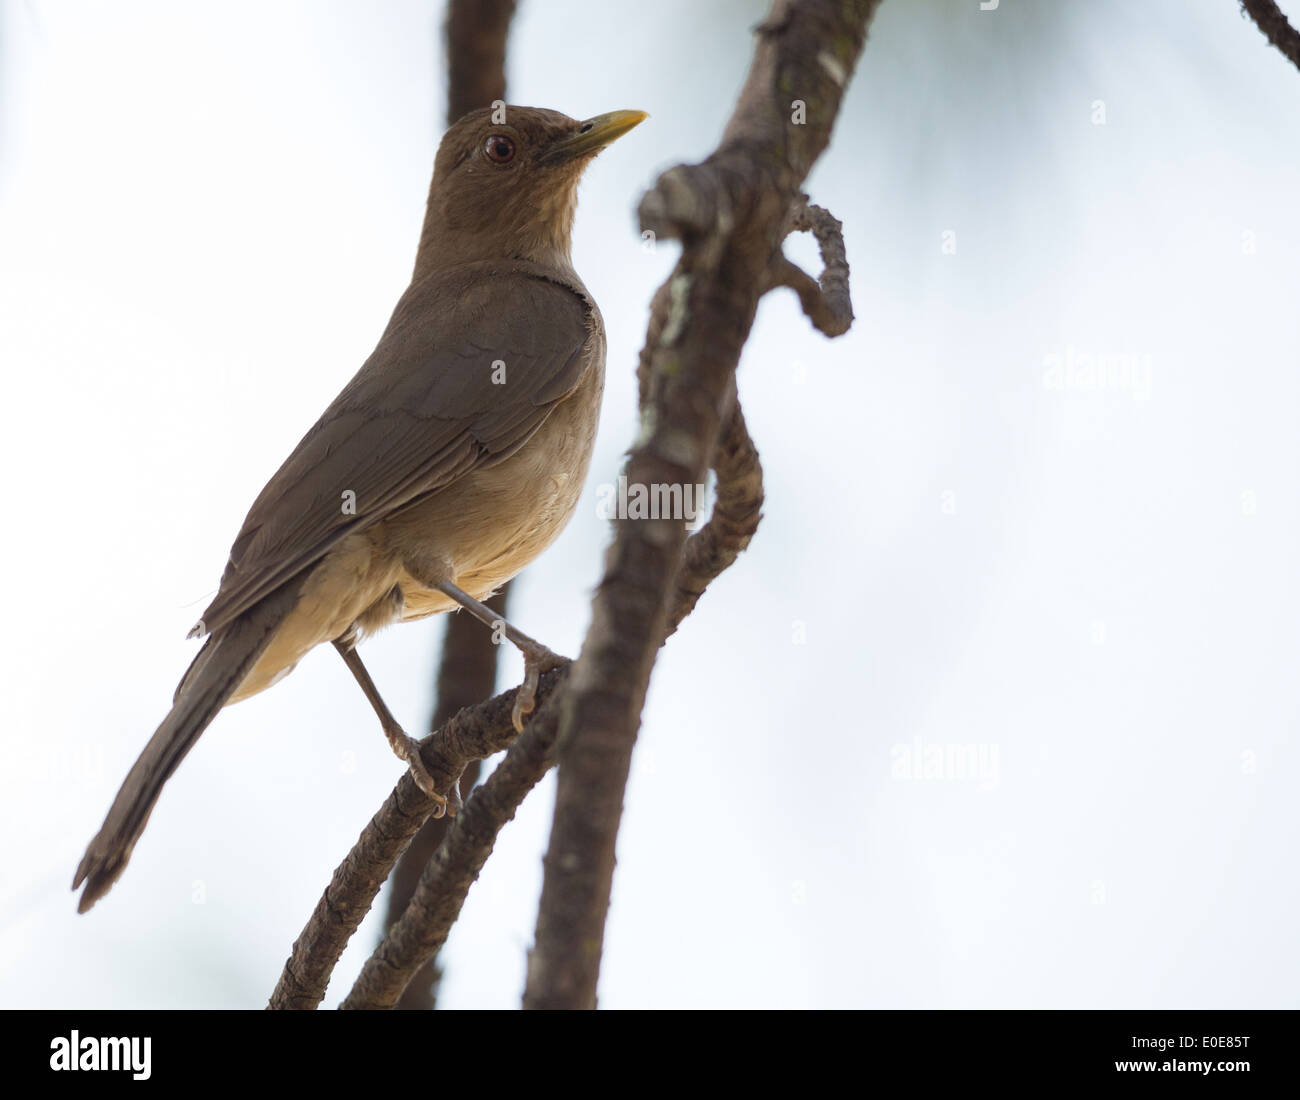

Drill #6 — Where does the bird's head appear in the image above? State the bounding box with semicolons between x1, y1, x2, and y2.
414;105;647;274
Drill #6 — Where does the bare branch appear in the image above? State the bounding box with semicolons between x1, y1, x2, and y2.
1240;0;1300;73
341;671;568;1009
665;403;764;638
445;0;516;122
267;677;543;1010
768;200;853;336
523;0;879;1010
383;591;508;1009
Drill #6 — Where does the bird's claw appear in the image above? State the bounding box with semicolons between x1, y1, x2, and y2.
390;728;453;818
511;642;566;733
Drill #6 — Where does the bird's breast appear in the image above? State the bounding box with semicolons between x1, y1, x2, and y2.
389;350;605;619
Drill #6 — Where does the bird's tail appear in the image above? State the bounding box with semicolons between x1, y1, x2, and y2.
73;587;296;913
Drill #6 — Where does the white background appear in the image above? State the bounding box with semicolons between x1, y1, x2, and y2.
2;0;1298;1008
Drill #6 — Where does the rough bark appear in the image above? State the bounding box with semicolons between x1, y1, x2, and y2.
268;676;539;1010
522;0;880;1009
1240;0;1300;72
383;591;506;1009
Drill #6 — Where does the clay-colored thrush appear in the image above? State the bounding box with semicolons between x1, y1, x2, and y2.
74;105;646;912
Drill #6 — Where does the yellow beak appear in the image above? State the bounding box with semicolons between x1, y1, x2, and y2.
542;110;649;163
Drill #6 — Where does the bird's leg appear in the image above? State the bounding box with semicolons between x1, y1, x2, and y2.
332;638;457;818
433;581;567;733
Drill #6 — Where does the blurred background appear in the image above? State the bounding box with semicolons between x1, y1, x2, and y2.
2;0;1298;1008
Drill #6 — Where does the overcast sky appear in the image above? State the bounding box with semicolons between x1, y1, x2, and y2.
2;0;1298;1008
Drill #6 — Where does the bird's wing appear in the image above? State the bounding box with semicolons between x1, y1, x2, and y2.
194;264;597;636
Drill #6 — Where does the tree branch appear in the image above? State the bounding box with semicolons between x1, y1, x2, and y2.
666;403;763;638
445;0;516;122
341;672;568;1009
382;591;507;1009
267;676;545;1010
766;200;853;337
1240;0;1300;73
522;0;878;1009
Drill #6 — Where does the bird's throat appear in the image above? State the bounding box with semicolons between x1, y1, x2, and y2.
412;176;580;276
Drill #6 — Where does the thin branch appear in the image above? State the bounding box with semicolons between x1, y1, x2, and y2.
267;676;546;1010
523;0;878;1010
1240;0;1300;73
445;0;516;122
383;591;507;1009
341;672;568;1009
768;200;853;336
666;403;763;638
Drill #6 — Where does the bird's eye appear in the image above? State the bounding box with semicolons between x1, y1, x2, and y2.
483;135;516;164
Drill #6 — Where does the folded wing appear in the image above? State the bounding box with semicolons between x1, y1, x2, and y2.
195;263;595;636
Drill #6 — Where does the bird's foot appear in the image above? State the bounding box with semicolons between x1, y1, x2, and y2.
385;724;455;818
423;580;566;733
512;641;567;733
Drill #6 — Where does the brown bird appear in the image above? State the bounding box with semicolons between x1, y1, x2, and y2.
73;105;647;913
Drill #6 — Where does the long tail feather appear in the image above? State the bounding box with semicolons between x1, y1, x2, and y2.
73;587;297;912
